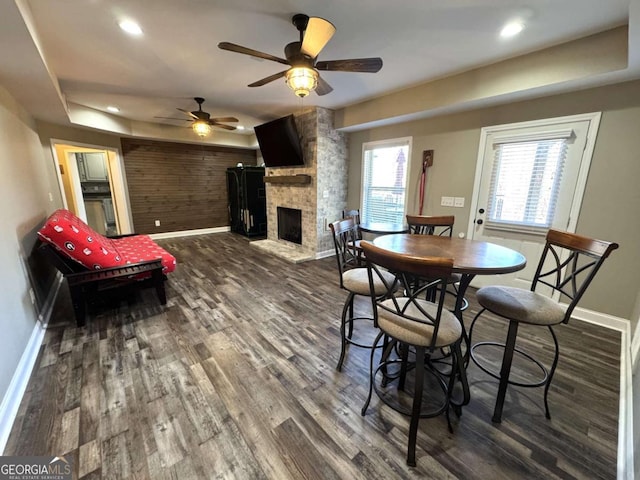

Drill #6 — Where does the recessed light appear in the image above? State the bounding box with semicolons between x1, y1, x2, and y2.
107;106;120;113
500;21;524;38
119;20;143;36
236;125;245;131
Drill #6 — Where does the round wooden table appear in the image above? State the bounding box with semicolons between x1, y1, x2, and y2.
372;234;526;277
372;234;526;317
358;222;409;235
371;233;527;407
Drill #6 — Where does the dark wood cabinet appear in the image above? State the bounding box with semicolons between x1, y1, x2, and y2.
226;166;267;237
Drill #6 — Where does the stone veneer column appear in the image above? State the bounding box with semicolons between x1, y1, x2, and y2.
315;107;347;255
263;107;347;260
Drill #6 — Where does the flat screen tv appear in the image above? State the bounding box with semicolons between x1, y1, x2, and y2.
254;114;304;168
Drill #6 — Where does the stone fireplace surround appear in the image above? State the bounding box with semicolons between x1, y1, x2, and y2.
251;107;348;263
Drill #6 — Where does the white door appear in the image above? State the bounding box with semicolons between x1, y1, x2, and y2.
467;112;601;289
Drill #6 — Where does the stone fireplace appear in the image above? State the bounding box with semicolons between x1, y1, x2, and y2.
251;107;348;263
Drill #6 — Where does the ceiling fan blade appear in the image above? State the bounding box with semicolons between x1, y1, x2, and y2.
177;108;198;119
248;70;288;87
315;57;383;73
315;75;333;96
154;116;190;121
301;17;336;58
210;117;238;123
218;42;289;66
210;122;237;131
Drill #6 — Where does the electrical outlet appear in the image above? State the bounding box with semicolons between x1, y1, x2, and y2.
154;220;161;227
454;197;465;207
441;196;454;207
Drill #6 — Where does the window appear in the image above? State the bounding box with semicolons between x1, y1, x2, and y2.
361;138;411;224
486;129;573;233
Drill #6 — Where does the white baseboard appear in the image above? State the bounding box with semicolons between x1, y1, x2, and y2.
315;248;335;260
569;305;630;333
149;226;230;240
0;274;63;454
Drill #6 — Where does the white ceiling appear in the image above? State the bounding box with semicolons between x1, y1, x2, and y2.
0;0;633;138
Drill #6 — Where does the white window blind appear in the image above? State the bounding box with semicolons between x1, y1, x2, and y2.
486;137;569;232
361;138;411;224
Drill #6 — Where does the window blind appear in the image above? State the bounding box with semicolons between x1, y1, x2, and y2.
486;138;568;231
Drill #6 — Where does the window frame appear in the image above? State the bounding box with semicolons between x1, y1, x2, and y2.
360;137;412;225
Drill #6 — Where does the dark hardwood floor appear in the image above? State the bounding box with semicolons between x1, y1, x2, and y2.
6;233;620;479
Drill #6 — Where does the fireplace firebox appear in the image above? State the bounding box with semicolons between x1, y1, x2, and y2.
277;207;302;245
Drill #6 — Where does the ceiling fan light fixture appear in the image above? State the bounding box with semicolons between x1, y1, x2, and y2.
286;67;318;98
192;120;212;137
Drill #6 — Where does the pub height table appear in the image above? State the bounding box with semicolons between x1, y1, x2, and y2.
358;221;409;235
371;233;527;407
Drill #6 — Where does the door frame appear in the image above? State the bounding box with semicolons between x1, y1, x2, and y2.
466;112;602;238
49;139;134;234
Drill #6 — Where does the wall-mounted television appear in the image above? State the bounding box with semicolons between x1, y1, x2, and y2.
254;114;304;168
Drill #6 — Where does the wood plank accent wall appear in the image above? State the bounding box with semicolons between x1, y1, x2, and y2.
121;138;256;234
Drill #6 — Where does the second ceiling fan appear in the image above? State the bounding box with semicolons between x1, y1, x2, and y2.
156;97;239;136
218;13;383;97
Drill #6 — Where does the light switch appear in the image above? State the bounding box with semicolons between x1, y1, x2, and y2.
441;196;454;207
454;197;465;207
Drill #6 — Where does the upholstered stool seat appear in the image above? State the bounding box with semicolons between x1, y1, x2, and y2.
342;267;395;296
476;286;565;326
377;298;461;347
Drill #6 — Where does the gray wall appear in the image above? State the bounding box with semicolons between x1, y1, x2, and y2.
348;79;640;324
0;86;59;422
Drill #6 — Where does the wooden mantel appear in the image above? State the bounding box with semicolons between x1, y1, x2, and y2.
263;175;311;185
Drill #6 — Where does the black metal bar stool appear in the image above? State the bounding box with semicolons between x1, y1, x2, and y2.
469;229;618;422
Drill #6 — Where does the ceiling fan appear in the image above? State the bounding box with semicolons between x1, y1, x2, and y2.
155;97;238;136
218;13;383;98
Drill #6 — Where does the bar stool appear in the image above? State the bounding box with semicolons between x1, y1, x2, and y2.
469;229;618;422
342;208;364;265
329;218;396;371
360;240;467;467
406;214;468;312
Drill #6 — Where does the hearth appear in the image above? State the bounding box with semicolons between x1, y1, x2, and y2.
277;207;302;245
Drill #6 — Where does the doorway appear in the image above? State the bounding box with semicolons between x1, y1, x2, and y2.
467;112;601;289
51;140;133;235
